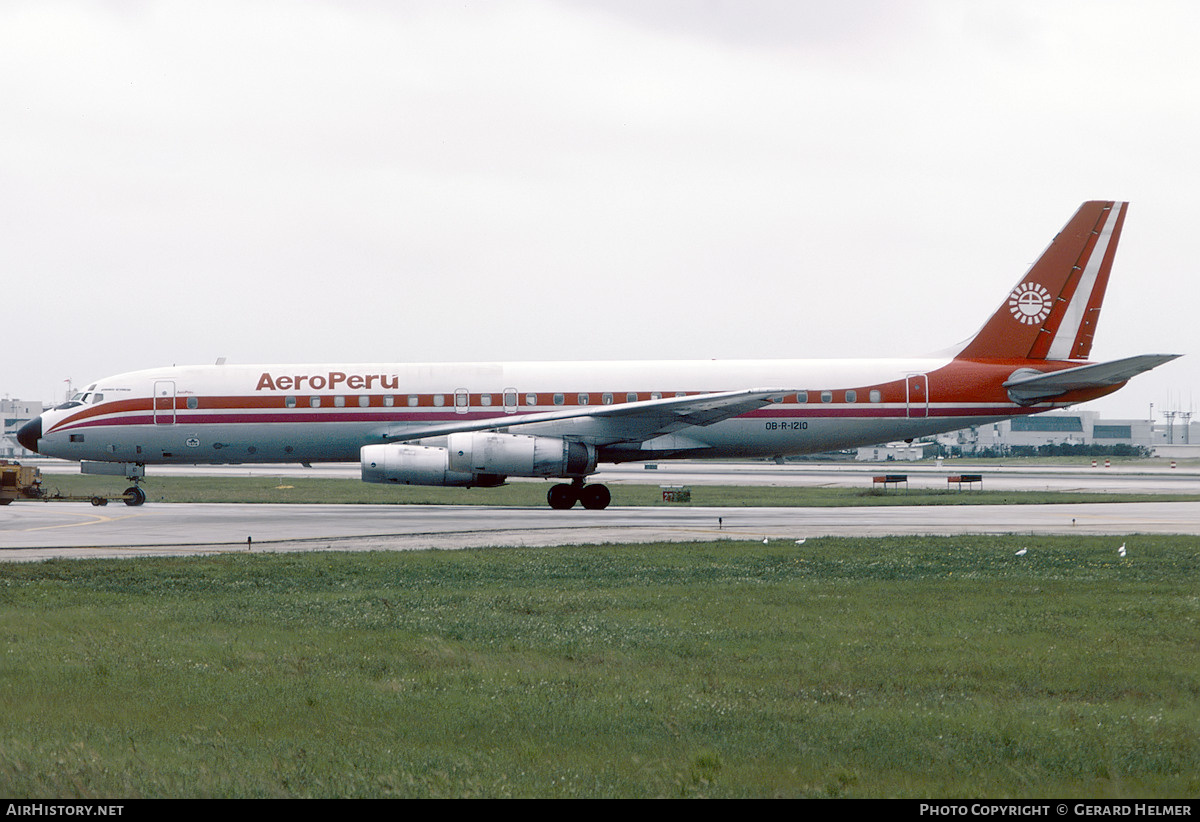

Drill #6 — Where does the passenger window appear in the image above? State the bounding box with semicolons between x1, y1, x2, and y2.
553;393;564;406
407;395;419;407
433;395;445;407
626;392;638;403
821;391;832;403
577;393;589;405
651;392;662;400
186;397;199;409
870;389;882;403
845;390;857;403
796;392;808;403
334;396;346;407
358;396;370;407
285;396;297;408
383;395;395;407
602;393;613;405
309;397;321;408
526;393;538;406
480;394;492;407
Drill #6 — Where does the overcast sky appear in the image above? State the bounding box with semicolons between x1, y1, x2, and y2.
2;0;1196;421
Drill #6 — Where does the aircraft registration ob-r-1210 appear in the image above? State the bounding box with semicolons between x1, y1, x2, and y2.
17;201;1179;509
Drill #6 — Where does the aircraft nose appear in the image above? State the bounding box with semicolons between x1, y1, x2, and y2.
16;417;42;454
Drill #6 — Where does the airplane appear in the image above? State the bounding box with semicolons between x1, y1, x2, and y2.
16;200;1179;509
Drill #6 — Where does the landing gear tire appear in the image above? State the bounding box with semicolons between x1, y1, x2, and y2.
90;496;108;507
124;486;146;507
547;483;578;510
547;482;611;510
579;484;611;510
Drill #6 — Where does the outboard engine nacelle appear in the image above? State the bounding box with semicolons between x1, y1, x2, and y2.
446;432;596;478
360;443;504;487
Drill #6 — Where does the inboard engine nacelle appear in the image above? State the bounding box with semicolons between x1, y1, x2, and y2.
360;433;597;487
360;442;491;487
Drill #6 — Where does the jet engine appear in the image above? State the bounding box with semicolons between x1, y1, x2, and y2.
360;443;502;488
360;433;596;488
445;432;596;478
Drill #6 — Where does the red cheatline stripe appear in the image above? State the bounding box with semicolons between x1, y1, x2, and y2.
52;403;1061;434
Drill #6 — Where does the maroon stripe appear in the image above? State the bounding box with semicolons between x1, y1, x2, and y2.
54;403;1045;433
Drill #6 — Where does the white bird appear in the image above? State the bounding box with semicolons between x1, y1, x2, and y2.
1118;543;1127;557
795;538;807;545
1015;548;1027;556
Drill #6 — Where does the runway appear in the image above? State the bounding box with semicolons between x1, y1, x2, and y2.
3;499;1199;562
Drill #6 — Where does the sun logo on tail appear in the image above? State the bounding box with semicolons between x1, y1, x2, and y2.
1008;282;1053;325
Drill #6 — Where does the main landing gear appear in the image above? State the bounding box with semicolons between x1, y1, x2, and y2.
547;479;611;510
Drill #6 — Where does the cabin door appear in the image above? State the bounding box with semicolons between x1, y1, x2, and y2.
905;373;929;419
153;380;177;425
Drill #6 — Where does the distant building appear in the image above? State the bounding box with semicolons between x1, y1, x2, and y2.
2;399;43;459
856;442;931;461
857;410;1199;461
933;410;1196;456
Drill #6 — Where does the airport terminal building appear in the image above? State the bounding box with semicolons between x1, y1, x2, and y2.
860;410;1198;461
960;410;1193;452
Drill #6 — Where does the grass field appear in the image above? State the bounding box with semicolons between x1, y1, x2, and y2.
2;536;1198;798
29;472;1200;507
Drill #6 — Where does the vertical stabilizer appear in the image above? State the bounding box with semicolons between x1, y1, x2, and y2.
956;201;1127;361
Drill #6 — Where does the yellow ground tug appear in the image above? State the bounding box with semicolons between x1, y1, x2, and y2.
0;461;139;506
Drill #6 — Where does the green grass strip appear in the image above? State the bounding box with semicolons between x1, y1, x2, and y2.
2;536;1198;797
29;473;1200;507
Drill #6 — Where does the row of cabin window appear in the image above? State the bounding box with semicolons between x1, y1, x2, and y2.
273;389;885;409
790;389;884;404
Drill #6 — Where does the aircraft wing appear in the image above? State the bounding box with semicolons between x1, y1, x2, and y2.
1004;354;1180;403
380;388;793;445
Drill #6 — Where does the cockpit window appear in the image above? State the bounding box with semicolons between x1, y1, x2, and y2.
54;389;98;411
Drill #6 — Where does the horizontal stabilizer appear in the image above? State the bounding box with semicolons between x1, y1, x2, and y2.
1004;354;1180;403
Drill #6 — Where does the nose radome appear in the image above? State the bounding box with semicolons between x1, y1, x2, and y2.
16;417;42;454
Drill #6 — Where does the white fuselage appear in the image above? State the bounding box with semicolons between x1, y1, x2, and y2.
32;355;1046;468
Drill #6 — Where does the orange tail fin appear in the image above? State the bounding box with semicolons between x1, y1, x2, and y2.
956;201;1127;362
